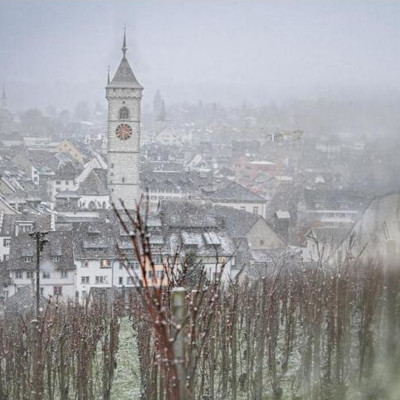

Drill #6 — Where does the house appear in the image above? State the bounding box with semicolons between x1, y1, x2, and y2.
54;191;81;211
75;153;107;186
50;162;80;201
300;187;366;228
151;126;183;147
0;212;13;262
73;221;117;302
211;205;287;278
141;170;197;209
208;181;267;217
6;231;75;299
15;150;58;192
0;132;24;147
77;169;109;210
272;210;291;243
0;196;19;215
160;200;237;282
0;212;52;286
232;155;282;183
57;140;85;164
72;216;165;302
213;205;286;250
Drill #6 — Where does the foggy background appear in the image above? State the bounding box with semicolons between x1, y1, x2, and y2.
1;0;400;117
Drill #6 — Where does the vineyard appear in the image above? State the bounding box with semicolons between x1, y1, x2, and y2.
0;257;399;400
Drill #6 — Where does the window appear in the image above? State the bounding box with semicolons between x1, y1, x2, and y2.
20;225;33;233
152;255;162;264
119;277;123;285
15;270;23;279
24;256;33;263
127;260;138;269
259;240;264;246
101;259;110;268
53;286;62;296
156;270;164;279
119;107;129;120
43;271;50;279
122;177;125;183
81;276;90;284
61;271;68;279
3;254;9;261
40;287;44;295
84;260;89;268
26;271;33;279
240;206;246;211
3;238;10;247
56;181;61;185
53;256;61;262
253;207;259;214
95;276;106;284
127;276;134;285
147;271;153;279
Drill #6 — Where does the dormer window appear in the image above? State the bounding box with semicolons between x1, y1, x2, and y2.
17;224;34;235
24;256;33;263
119;107;129;120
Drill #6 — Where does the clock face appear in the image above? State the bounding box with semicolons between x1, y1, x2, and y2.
115;123;132;140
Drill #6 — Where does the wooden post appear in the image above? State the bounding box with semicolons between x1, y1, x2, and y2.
385;240;398;393
172;287;187;400
29;231;47;400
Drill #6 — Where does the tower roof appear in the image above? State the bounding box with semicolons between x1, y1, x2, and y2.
107;30;142;89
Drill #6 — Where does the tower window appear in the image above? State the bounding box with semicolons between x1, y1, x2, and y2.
119;107;129;120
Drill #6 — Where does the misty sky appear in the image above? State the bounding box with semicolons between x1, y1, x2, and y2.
1;0;400;111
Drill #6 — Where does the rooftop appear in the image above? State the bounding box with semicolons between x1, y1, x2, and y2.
209;181;266;203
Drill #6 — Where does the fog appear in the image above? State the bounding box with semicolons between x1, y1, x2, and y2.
1;0;400;112
1;2;400;399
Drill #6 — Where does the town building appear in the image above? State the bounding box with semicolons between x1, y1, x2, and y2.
208;180;267;217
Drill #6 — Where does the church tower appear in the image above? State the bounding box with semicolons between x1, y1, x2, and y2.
106;30;143;209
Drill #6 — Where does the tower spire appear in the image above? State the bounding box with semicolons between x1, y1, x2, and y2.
107;66;110;84
122;26;127;58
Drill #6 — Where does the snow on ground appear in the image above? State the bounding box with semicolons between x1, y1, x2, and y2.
111;317;141;399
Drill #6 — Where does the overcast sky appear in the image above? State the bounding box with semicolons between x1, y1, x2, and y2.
1;0;400;110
